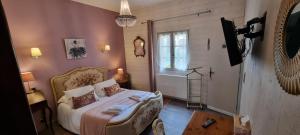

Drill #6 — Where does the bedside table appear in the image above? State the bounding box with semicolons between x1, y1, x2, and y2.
117;79;132;89
27;90;54;134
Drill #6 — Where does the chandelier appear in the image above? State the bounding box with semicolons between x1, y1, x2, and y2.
115;0;137;27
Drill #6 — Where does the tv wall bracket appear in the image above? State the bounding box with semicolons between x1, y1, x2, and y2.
237;13;267;40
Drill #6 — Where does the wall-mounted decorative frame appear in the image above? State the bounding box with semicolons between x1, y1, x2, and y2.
64;39;87;59
274;0;300;95
133;36;145;57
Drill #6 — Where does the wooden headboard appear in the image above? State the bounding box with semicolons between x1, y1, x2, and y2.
50;67;108;103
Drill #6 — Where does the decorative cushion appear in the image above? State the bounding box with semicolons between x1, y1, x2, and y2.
94;78;117;97
103;83;122;96
72;91;96;109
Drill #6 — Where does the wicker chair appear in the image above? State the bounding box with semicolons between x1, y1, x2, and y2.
152;119;165;135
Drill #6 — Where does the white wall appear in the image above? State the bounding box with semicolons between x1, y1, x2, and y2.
124;16;150;91
240;0;300;135
156;75;187;99
124;0;245;113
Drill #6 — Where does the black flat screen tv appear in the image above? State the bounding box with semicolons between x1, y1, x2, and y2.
221;17;243;66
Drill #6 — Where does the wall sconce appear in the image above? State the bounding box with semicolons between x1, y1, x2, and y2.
31;48;42;58
101;44;111;53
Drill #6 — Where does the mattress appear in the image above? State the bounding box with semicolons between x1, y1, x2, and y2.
57;89;155;134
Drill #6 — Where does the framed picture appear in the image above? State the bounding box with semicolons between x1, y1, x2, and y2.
133;36;146;57
64;39;87;59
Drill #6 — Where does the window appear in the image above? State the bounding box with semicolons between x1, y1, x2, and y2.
158;31;189;73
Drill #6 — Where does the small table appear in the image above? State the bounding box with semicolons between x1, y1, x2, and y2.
27;90;54;134
117;79;131;89
183;111;233;135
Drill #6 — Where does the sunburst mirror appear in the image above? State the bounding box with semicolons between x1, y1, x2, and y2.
274;0;300;95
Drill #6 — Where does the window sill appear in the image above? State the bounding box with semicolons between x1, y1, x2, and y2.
157;73;186;78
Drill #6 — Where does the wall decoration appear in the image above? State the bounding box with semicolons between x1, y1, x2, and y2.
133;36;145;57
274;0;300;95
64;39;87;59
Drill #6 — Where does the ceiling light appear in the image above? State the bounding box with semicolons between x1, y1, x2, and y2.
115;0;137;27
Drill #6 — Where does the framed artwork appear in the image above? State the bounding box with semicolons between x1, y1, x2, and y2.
64;39;87;59
133;36;146;57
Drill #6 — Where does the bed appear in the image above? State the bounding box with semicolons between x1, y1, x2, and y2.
50;67;163;135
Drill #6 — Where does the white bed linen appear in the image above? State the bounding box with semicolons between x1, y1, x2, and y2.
57;89;155;134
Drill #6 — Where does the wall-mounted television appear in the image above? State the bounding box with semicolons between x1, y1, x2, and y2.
221;13;266;66
221;18;243;66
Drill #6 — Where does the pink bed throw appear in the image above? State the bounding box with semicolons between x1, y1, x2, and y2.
80;91;152;135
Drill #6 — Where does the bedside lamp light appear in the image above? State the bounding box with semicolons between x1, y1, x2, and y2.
21;72;36;93
115;68;128;82
114;68;131;89
31;48;42;58
117;68;124;75
101;44;111;53
105;44;111;51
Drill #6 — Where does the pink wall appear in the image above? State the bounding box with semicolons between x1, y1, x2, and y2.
2;0;125;131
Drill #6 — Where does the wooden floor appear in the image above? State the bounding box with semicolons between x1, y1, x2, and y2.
40;98;232;135
183;111;233;135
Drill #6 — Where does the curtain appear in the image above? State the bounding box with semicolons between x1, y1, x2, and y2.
147;20;156;91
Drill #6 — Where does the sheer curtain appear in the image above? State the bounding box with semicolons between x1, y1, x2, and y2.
157;31;190;74
158;33;171;72
174;31;189;71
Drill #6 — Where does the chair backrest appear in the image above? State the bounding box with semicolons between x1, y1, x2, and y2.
152;119;165;135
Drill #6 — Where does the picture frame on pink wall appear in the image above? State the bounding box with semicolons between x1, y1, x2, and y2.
64;39;87;59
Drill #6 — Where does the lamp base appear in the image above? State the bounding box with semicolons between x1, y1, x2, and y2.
26;90;34;94
26;88;36;94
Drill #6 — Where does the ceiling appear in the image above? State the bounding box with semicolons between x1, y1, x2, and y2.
71;0;172;12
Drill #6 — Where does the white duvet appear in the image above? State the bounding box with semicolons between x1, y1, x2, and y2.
57;89;155;134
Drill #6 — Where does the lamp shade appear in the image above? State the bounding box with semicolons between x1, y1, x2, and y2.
104;45;111;51
31;48;42;58
21;72;35;82
117;68;124;75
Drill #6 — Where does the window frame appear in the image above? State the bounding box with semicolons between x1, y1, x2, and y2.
157;30;189;73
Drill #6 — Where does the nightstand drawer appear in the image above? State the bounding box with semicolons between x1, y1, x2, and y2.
29;100;47;112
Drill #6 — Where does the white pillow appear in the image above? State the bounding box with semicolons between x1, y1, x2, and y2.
57;95;68;104
57;95;74;107
94;78;117;97
64;85;95;99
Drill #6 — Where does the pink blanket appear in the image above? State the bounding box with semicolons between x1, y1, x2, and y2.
80;91;152;135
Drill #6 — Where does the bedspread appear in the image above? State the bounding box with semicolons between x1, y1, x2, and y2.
80;90;152;135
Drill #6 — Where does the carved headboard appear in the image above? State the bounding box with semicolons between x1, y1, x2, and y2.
50;67;108;103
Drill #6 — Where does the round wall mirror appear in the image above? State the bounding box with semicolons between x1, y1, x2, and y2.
274;0;300;95
285;3;300;59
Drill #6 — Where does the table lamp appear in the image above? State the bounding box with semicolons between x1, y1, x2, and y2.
21;72;36;93
117;68;124;75
114;68;128;82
